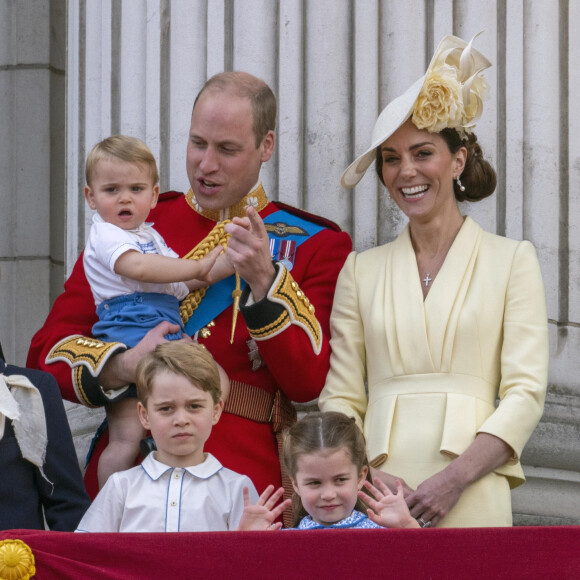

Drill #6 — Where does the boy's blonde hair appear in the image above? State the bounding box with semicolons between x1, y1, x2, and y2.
85;134;159;186
136;342;221;405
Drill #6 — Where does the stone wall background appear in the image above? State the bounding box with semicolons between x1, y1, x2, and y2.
0;0;578;525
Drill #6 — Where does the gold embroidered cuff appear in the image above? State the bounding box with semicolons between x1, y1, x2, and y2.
245;266;322;354
46;335;127;408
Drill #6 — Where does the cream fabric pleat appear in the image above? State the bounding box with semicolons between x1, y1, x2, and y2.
0;372;50;482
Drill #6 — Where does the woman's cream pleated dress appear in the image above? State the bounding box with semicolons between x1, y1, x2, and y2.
320;217;549;527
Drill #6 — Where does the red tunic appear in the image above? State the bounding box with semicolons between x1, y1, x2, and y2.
27;188;352;498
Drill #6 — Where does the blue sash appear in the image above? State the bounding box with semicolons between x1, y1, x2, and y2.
183;209;324;335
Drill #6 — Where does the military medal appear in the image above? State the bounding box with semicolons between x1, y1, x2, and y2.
269;239;297;271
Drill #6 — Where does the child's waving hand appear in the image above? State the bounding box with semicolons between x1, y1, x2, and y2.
359;479;420;529
237;485;291;531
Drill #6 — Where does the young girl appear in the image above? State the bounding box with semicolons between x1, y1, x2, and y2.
239;411;420;530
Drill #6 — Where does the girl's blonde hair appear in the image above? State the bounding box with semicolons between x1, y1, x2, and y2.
282;411;371;526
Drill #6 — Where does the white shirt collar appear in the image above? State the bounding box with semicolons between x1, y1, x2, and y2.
141;452;223;481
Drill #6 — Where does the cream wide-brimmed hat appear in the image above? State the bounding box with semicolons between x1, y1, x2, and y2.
341;33;492;189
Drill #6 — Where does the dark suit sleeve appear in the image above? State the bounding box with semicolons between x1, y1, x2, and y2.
30;368;91;530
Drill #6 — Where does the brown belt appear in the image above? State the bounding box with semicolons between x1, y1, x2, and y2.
224;380;275;423
222;379;297;528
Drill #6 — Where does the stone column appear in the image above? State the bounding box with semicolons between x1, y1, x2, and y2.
0;0;65;365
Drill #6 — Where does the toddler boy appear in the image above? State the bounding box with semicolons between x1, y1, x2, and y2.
82;135;221;487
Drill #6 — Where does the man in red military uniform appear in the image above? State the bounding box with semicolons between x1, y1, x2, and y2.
27;72;352;503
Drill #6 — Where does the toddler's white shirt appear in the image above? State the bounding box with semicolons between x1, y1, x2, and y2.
83;213;189;306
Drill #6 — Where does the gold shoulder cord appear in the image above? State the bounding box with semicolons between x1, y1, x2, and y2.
179;220;241;342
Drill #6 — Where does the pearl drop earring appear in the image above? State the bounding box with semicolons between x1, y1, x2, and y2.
456;175;466;192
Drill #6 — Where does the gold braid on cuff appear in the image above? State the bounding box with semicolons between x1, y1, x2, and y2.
247;267;322;355
46;335;126;378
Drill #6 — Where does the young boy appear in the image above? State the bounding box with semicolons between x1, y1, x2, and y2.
82;135;223;488
76;341;262;532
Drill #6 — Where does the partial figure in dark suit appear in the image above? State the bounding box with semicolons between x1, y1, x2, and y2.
0;339;90;530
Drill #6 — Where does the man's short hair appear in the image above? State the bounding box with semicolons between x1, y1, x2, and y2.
194;71;277;147
85;134;159;186
136;342;221;405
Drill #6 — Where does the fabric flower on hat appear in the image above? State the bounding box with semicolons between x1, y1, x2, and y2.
412;32;490;138
412;65;464;133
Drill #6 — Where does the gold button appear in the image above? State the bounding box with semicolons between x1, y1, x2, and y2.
291;282;298;290
296;290;303;299
308;305;315;313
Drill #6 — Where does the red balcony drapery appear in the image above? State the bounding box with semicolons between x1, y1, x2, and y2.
1;526;578;579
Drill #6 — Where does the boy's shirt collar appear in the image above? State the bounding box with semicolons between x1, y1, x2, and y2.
141;451;223;481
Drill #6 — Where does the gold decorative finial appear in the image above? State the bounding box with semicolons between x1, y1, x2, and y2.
0;539;36;580
230;272;242;344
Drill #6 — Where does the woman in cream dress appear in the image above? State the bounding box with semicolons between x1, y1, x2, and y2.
319;35;549;528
